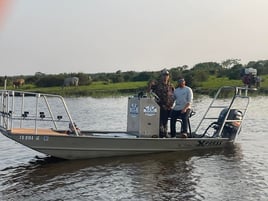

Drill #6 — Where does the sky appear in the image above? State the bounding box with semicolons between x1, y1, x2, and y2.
0;0;268;76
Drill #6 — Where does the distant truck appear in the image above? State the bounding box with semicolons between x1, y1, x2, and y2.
240;67;261;88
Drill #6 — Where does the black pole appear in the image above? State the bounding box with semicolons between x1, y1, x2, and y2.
4;76;7;90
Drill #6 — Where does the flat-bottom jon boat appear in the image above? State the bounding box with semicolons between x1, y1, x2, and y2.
0;86;251;160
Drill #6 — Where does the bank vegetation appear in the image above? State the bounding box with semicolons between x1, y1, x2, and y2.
1;59;268;97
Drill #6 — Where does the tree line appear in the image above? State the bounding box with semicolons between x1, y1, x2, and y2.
1;59;268;88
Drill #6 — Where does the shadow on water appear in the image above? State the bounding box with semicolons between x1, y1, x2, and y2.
0;144;244;200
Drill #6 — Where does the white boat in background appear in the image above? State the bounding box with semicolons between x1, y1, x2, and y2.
0;86;251;160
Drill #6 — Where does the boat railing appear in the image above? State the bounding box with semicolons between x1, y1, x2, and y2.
193;86;251;138
0;90;79;136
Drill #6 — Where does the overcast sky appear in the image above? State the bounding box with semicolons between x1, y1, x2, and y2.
0;0;268;76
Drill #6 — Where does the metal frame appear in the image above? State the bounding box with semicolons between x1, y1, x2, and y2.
0;90;79;136
194;86;250;138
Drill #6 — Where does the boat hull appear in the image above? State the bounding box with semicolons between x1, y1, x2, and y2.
0;86;250;160
0;129;234;160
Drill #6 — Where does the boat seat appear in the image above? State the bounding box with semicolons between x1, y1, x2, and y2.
169;109;195;137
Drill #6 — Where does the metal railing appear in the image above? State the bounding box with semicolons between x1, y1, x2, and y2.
0;90;79;136
194;86;251;138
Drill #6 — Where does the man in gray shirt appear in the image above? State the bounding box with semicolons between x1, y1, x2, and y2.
170;77;193;138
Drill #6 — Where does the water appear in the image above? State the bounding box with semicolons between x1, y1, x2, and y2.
0;95;268;201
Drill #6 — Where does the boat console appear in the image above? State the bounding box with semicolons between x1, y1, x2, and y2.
127;96;160;137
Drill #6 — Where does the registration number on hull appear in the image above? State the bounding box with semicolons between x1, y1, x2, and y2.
19;135;49;141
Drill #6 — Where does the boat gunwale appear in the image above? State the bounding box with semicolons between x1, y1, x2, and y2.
9;128;67;135
1;127;231;142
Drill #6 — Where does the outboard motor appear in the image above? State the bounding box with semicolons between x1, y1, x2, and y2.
216;108;243;139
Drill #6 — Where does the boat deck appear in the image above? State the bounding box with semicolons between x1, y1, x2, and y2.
10;128;68;136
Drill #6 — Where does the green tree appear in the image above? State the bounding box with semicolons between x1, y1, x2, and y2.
35;74;64;87
132;71;152;81
221;59;241;69
192;62;222;76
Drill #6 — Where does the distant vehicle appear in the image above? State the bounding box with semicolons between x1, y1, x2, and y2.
240;67;261;88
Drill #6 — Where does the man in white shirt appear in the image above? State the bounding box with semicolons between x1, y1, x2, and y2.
170;77;193;138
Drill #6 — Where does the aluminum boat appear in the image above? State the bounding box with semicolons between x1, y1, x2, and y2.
0;86;251;159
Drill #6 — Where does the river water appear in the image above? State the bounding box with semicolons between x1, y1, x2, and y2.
0;95;267;201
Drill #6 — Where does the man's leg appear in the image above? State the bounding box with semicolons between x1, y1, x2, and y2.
162;109;170;137
159;108;168;138
181;109;190;134
170;110;179;137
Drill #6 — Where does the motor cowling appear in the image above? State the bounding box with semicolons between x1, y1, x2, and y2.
217;109;243;139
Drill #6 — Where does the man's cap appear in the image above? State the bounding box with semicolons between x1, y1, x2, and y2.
161;69;169;75
178;77;185;83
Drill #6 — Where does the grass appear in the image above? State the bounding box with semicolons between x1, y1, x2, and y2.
199;76;242;89
196;75;268;96
7;81;148;97
3;76;268;97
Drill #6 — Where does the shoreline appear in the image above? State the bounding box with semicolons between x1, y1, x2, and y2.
7;85;265;98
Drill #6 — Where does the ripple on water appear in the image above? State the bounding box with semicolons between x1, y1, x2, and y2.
1;96;268;201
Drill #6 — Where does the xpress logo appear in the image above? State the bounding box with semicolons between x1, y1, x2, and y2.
144;105;157;116
129;103;139;117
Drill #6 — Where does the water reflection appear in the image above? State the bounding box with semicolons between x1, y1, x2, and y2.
1;145;244;201
1;95;268;200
